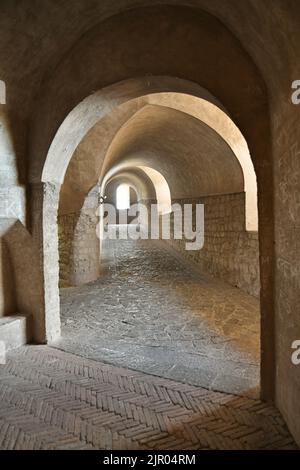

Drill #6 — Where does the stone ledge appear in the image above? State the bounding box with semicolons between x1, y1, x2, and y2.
0;315;29;351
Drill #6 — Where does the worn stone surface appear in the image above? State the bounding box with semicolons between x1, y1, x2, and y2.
0;345;296;450
58;239;260;397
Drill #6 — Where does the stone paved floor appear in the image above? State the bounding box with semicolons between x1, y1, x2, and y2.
0;346;296;450
57;239;260;397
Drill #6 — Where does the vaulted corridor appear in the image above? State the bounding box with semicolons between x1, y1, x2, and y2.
1;1;300;453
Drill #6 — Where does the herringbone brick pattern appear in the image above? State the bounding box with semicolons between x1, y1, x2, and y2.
0;346;297;450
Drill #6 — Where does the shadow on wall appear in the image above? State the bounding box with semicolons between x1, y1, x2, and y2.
0;219;45;343
0;82;27;187
0;236;16;316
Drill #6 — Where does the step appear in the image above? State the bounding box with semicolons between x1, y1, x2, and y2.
0;315;29;354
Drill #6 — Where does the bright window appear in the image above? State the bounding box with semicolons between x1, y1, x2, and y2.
116;183;130;210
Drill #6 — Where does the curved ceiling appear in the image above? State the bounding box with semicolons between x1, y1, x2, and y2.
41;78;226;185
102;104;244;198
32;5;270;182
34;3;274;236
0;1;296;106
1;2;298;230
58;85;258;229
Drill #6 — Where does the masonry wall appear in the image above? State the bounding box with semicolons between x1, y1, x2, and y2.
0;237;16;316
166;193;259;298
273;94;300;445
58;187;100;287
59;210;100;287
58;213;76;287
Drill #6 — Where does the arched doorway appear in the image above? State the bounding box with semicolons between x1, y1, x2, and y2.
29;5;273;401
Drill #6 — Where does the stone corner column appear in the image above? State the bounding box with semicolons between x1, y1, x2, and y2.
31;181;61;343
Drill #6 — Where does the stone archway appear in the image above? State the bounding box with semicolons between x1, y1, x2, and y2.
37;75;270;398
29;5;273;401
38;77;263;303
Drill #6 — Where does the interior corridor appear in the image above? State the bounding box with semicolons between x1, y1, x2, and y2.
57;238;260;398
1;1;300;450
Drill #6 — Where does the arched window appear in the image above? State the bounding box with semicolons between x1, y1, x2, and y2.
116;183;130;210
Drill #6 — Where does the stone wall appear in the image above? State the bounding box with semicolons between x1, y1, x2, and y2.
58;187;100;287
0;237;16;316
59;210;100;287
0;218;45;343
58;213;76;287
166;193;259;297
273;97;300;446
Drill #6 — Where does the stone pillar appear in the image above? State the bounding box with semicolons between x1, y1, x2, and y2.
31;182;61;342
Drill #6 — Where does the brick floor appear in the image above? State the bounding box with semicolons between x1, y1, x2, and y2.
0;346;297;450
